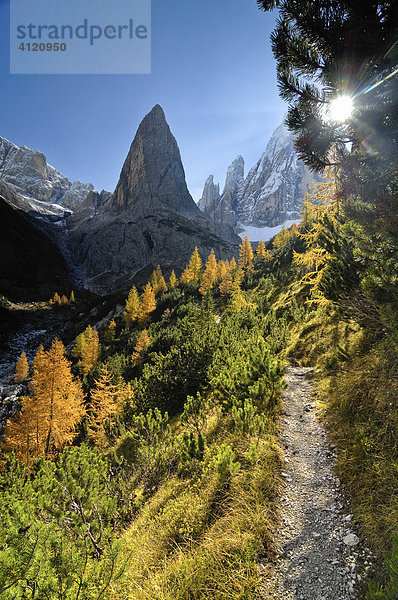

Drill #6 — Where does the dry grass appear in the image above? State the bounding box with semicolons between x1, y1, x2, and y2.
112;429;282;600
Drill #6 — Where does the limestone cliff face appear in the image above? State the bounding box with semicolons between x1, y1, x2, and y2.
67;105;240;293
111;105;201;218
199;123;313;230
0;136;93;211
198;175;220;215
234;124;312;227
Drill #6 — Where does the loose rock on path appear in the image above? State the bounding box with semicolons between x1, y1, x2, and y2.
261;367;373;600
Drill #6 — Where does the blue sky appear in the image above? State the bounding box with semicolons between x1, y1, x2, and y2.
0;0;286;200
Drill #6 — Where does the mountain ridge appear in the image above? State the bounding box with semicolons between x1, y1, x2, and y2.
199;122;313;230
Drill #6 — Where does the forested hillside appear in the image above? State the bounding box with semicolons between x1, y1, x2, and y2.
1;0;397;598
1;193;397;597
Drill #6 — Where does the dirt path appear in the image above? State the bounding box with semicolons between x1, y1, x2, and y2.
262;367;373;600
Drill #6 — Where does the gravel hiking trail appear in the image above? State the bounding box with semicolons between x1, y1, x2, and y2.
260;367;373;600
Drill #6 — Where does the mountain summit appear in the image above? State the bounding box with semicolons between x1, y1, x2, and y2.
111;105;200;218
0;105;240;297
67;105;240;293
199;123;313;231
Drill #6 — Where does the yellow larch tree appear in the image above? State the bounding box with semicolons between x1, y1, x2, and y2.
199;250;218;295
293;169;338;305
4;339;85;462
138;283;156;324
70;290;75;302
60;295;68;305
216;260;228;280
14;352;29;383
3;396;44;464
131;329;152;366
229;256;237;271
150;266;160;291
238;236;254;268
219;271;234;296
256;240;273;261
53;292;61;306
104;319;117;343
157;275;168;294
123;286;140;326
150;265;168;295
169;270;178;289
273;223;299;249
78;326;101;376
72;331;86;359
181;247;202;283
87;365;120;447
256;240;266;256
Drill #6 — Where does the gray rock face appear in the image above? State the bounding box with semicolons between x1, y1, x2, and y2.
198;175;220;215
199;164;239;229
0;136;94;211
235;123;312;227
68;105;240;293
199;123;313;230
222;155;244;196
111;104;200;219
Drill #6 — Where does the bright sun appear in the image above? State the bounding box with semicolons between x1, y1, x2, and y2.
328;95;354;123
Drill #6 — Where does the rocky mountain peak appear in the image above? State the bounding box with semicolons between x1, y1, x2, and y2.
111;105;200;218
222;155;245;196
199;122;313;232
198;175;220;214
0;136;94;211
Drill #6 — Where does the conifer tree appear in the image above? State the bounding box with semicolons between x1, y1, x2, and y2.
273;226;294;249
239;236;254;268
3;396;43;463
229;257;237;271
219;271;234;296
87;365;120;446
72;331;86;359
131;330;152;366
60;295;68;305
157;275;168;294
123;286;140;326
216;260;228;280
70;290;75;302
138;283;156;324
181;247;203;283
199;250;218;295
78;327;101;376
256;240;266;257
53;292;61;306
256;240;273;261
258;0;398;170
169;270;178;289
104;320;117;343
293;169;338;304
4;339;85;461
14;352;29;383
150;267;160;292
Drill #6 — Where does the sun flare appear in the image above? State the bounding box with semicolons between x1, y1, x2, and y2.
328;95;354;123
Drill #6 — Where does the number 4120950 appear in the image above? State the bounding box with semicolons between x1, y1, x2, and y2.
19;42;67;51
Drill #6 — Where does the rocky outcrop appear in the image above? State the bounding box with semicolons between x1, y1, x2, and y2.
235;123;312;227
199;123;313;230
222;155;244;197
0;106;240;297
198;164;240;229
67;105;240;293
198;175;220;215
0;136;94;211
